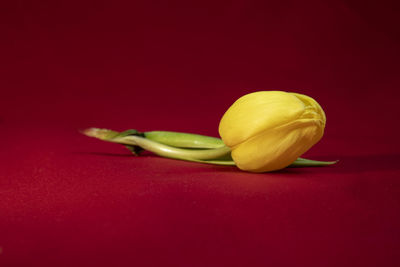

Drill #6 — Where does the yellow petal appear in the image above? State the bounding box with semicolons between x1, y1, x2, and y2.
290;92;326;126
231;118;324;172
219;91;306;147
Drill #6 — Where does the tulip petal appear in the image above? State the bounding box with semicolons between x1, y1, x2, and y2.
290;92;326;126
219;91;306;147
231;119;324;172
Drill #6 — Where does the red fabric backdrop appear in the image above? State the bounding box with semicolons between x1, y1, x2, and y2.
1;0;399;266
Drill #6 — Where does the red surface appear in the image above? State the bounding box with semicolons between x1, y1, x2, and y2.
1;0;400;266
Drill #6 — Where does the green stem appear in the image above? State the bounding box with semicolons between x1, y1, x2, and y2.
112;135;231;160
83;128;337;168
144;131;225;148
175;158;236;166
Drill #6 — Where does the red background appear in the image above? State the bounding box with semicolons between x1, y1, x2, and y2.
1;0;399;266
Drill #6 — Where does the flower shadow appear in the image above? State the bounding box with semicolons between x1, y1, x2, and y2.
74;151;134;157
203;154;400;176
289;153;400;174
75;151;400;176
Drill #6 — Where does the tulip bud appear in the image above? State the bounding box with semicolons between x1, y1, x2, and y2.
218;91;326;172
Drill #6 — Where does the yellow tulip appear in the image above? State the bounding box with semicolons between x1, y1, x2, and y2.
218;91;326;172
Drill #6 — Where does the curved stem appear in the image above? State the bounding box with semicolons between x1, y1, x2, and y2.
83;128;337;168
112;135;231;160
144;131;225;148
168;157;236;166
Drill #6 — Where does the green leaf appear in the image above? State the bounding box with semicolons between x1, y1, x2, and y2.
290;158;338;167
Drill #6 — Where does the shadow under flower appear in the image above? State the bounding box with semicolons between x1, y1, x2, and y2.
75;151;400;175
289;153;400;174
